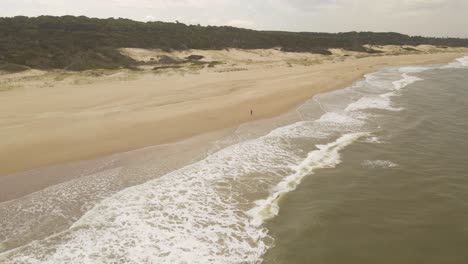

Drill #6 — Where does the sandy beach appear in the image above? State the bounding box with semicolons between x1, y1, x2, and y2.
1;46;467;178
4;6;468;262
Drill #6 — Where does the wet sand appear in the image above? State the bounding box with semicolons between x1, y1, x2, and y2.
0;50;466;179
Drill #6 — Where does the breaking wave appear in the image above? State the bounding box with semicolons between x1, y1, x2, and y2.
1;56;467;263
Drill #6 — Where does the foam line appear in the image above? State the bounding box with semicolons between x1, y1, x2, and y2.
247;132;368;227
392;73;423;90
4;57;466;263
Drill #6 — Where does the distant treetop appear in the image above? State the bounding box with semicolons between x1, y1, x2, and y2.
1;15;467;70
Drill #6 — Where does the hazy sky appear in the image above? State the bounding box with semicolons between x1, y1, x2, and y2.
1;0;467;37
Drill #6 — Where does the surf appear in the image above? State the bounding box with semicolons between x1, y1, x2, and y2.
2;56;467;264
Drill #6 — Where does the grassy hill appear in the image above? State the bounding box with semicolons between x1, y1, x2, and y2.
1;15;468;71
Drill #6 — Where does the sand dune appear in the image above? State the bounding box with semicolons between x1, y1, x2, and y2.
0;47;467;176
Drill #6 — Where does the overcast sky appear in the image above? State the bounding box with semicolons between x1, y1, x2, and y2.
1;0;467;38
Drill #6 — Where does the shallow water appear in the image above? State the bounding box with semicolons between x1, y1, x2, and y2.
1;57;467;263
262;61;468;264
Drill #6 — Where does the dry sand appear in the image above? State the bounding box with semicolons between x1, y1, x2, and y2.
1;47;467;177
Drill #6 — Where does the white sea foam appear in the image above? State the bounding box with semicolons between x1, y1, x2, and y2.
0;167;124;252
392;73;423;90
345;96;402;112
458;57;468;67
318;112;363;125
364;73;389;89
362;160;398;169
267;121;329;139
0;118;316;263
363;71;396;91
347;69;424;110
5;58;462;263
363;136;383;144
1;147;278;263
398;66;433;73
247;132;368;227
0;106;371;264
441;56;468;69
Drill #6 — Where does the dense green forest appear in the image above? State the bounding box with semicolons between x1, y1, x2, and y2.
1;15;468;71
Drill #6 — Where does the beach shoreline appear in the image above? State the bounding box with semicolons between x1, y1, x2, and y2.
1;50;467;178
1;49;468;258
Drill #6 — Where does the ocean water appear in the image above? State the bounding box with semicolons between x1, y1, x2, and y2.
1;56;468;263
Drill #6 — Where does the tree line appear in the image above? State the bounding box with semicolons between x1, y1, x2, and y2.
1;15;467;71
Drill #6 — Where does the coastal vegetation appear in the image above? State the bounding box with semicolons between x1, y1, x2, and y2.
1;15;468;71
